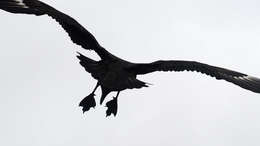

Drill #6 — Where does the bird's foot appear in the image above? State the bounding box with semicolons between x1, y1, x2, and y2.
105;97;118;117
79;93;96;113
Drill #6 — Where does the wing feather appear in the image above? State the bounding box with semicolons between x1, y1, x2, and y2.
0;0;109;59
128;60;260;93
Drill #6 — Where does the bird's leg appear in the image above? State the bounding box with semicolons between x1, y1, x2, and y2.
100;87;111;105
106;91;120;117
79;83;99;113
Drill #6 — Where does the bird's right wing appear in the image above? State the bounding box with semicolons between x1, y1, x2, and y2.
127;60;260;93
0;0;110;59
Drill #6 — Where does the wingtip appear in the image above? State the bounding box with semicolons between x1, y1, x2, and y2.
233;75;260;93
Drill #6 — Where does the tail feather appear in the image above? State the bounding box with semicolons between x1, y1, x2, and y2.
125;78;149;89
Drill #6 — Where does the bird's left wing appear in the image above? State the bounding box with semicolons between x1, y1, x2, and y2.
0;0;109;59
127;60;260;93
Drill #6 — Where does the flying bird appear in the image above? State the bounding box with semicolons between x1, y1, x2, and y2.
1;0;260;116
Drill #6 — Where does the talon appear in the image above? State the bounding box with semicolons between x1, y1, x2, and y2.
105;97;118;117
79;93;96;113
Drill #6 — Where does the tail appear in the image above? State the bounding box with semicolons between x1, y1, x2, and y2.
0;0;52;16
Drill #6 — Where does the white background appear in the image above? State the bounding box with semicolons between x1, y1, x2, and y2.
0;0;260;145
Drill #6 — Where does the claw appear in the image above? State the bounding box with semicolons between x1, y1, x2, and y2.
79;93;96;113
105;97;118;117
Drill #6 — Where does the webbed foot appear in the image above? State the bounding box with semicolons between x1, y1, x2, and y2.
79;93;96;113
105;97;118;117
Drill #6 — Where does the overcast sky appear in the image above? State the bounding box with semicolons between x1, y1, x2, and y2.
0;0;260;146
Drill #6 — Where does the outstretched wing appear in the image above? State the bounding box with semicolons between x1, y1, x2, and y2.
0;0;109;59
128;60;260;93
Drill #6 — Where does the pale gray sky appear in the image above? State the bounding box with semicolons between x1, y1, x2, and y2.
0;0;260;146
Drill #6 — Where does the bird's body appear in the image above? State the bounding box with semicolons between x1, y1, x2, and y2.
1;0;260;116
76;52;149;116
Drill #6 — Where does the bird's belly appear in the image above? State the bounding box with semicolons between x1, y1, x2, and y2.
100;71;133;91
101;76;128;91
100;71;147;91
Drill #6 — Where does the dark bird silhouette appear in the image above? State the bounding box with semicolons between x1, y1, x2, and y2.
1;0;260;116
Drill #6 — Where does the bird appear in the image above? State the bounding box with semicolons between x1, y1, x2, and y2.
1;0;260;117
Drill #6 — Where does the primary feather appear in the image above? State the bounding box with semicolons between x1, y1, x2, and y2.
0;0;111;59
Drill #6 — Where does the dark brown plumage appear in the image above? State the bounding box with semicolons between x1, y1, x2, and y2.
1;0;260;116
